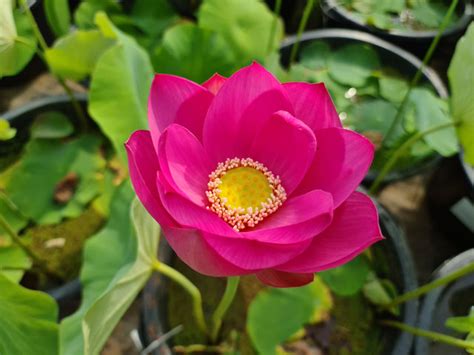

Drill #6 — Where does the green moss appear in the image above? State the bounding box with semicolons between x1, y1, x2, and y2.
24;206;105;280
328;294;383;355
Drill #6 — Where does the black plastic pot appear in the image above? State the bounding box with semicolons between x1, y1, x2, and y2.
426;154;474;248
320;0;474;62
140;201;418;355
280;29;448;185
1;94;90;318
415;249;474;355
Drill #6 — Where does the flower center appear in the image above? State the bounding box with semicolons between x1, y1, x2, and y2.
206;158;287;231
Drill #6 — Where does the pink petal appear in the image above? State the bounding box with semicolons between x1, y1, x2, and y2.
158;124;213;206
242;189;333;244
283;82;342;131
276;191;383;274
202;73;226;94
159;189;313;269
250;110;316;194
202;62;292;163
159;189;236;237
125;130;176;228
148;74;213;148
256;269;314;288
204;232;312;270
294;128;374;207
163;227;252;277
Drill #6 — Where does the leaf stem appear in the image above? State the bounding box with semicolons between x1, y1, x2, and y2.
380;320;474;351
210;276;240;342
289;0;315;65
381;261;474;310
151;259;208;337
19;0;89;131
267;0;283;54
0;213;63;280
369;121;457;194
382;0;459;145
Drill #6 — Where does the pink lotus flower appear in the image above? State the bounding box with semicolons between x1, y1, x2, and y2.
126;63;383;288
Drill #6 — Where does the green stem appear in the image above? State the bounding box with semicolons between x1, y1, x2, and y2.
20;0;48;52
382;261;474;310
381;320;474;351
151;260;208;337
289;0;315;65
20;0;89;131
369;121;457;194
210;276;240;342
382;0;459;145
267;0;283;54
0;213;62;280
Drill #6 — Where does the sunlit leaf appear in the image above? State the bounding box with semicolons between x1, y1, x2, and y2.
0;245;30;283
89;12;153;164
448;23;474;165
0;119;16;140
46;30;114;81
0;1;37;77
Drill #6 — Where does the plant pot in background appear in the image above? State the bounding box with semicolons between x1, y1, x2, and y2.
280;29;448;186
139;201;418;355
415;249;474;355
1;94;96;319
426;155;474;249
319;0;474;74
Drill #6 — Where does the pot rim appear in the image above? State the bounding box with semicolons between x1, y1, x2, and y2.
415;249;474;354
320;0;473;40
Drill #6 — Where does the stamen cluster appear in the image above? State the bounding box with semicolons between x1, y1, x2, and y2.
206;157;287;231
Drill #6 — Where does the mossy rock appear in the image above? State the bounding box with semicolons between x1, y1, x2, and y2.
24;206;105;281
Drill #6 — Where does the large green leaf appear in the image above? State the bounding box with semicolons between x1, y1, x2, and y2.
198;0;282;64
247;280;328;355
60;184;136;354
0;245;31;282
82;196;159;354
448;23;474;165
153;22;235;82
408;88;458;157
44;0;71;37
46;29;114;81
328;43;380;87
0;1;37;78
4;134;106;224
319;255;370;296
131;0;178;38
89;12;153;164
0;274;59;355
